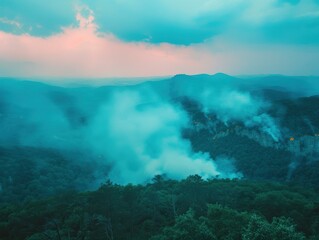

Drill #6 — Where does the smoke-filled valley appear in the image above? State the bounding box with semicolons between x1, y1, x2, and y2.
3;0;319;238
1;74;319;239
2;74;319;189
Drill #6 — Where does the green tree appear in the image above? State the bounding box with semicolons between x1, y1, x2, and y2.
150;209;216;240
206;204;250;240
242;215;305;240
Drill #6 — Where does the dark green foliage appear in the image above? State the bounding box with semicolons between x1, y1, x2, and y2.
0;146;109;204
205;204;250;240
150;209;216;240
290;160;319;189
180;95;319;189
0;178;318;240
187;130;291;181
1;78;319;240
242;215;306;240
274;96;319;135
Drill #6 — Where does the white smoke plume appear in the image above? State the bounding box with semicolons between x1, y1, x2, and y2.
88;90;241;184
187;86;282;142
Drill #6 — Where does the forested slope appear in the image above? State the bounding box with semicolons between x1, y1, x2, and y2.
1;177;318;240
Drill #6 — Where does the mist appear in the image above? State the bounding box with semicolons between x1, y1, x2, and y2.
87;90;232;184
172;76;282;142
0;75;289;185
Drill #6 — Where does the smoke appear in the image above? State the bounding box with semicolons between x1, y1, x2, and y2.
214;157;243;179
245;114;281;142
303;117;316;134
183;85;282;142
87;90;239;184
4;77;286;185
0;85;83;148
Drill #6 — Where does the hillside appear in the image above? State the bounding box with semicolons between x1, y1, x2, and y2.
1;74;319;202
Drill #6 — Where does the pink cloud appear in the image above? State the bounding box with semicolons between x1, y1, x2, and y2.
1;5;319;79
0;7;214;78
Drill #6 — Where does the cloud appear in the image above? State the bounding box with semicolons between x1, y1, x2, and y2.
0;18;22;28
1;0;319;45
0;7;213;78
89;0;319;45
0;0;76;36
1;3;319;77
80;0;241;45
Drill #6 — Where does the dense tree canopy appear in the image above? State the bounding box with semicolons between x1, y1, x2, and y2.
1;177;318;240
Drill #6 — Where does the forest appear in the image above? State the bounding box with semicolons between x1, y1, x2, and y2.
1;176;319;239
2;0;319;238
1;75;319;239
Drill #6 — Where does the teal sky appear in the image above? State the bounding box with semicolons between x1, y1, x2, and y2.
0;0;319;77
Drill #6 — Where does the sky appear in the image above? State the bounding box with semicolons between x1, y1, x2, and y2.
0;0;319;78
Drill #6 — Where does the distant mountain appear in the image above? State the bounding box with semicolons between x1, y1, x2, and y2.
1;74;319;204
